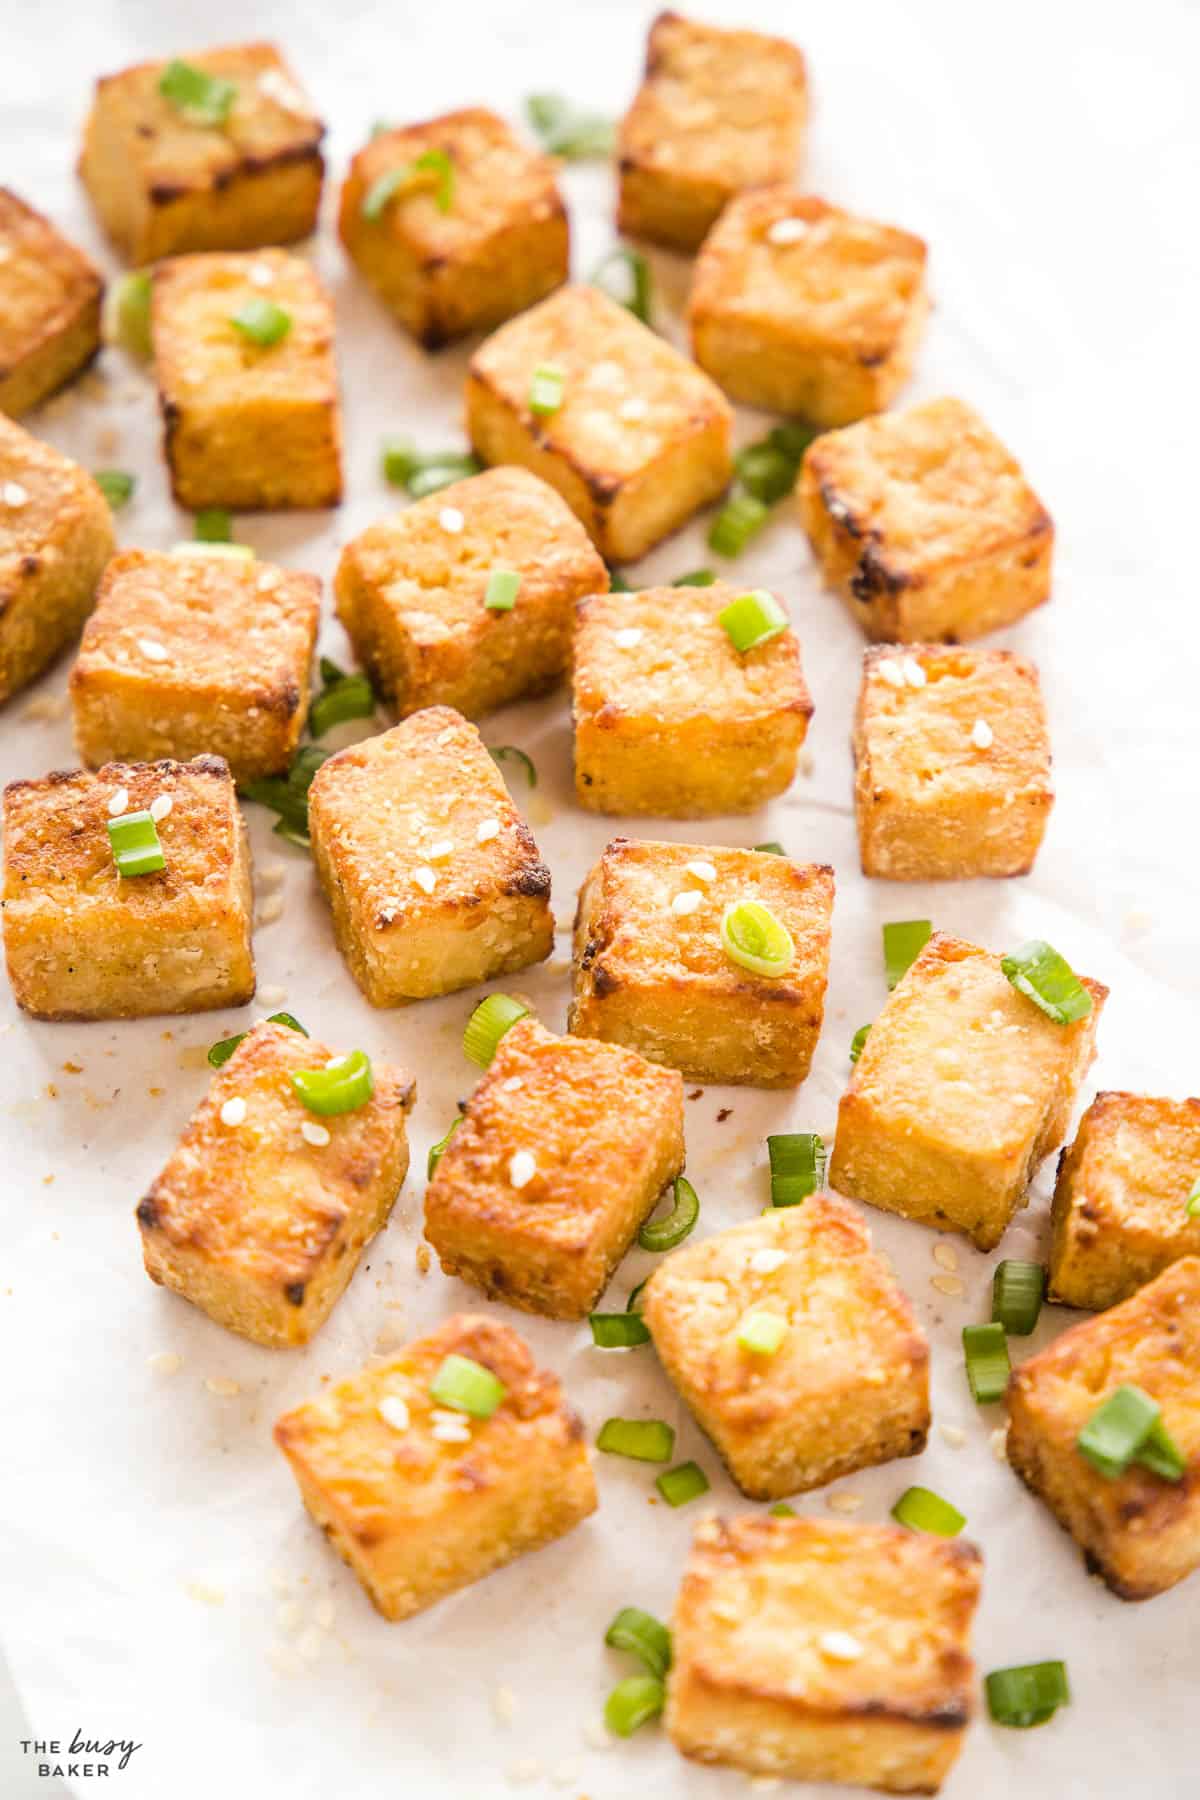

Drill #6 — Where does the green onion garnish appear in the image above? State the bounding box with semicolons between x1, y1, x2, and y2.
985;1661;1070;1729
526;93;615;159
637;1174;699;1252
319;657;346;685
290;1050;374;1117
488;745;537;787
754;841;784;855
381;436;418;485
241;744;331;847
627;1278;648;1312
158;59;238;126
992;1261;1046;1336
1078;1383;1185;1481
589;1311;651;1349
378;439;484;496
767;1133;824;1207
769;1502;797;1517
309;670;376;738
429;1352;506;1419
708;423;816;556
1000;940;1093;1025
194;508;232;543
208;1011;307;1069
1187;1177;1200;1218
273;821;311;850
170;541;254;561
736;1309;789;1355
529;362;566;416
590;247;651;323
409;460;480;499
463;993;529;1067
721;900;795;978
962;1322;1011;1404
849;1023;871;1063
484;569;521;612
604;1675;664;1738
596;1417;675;1462
672;568;716;587
891;1485;965;1536
230;298;292;347
604;1607;672;1679
1136;1416;1188;1481
94;469;135;511
412;147;454;211
426;1116;461;1180
718;589;788;653
656;1461;709;1507
108;271;152;357
735;440;804;506
107;809;165;878
608;569;634;592
883;919;932;990
363;148;455;222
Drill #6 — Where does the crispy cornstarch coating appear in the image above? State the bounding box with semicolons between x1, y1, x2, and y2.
307;707;552;1006
152;248;342;511
71;550;320;783
643;1198;929;1500
1048;1092;1200;1311
617;12;808;252
799;397;1053;642
78;42;324;263
571;838;834;1088
1;754;253;1021
830;933;1105;1250
571;582;811;818
465;284;733;563
666;1514;981;1793
338;108;567;347
274;1312;597;1621
0;190;103;417
425;1017;684;1318
137;1021;414;1347
0;416;114;704
853;645;1053;880
335;467;608;721
1008;1257;1200;1601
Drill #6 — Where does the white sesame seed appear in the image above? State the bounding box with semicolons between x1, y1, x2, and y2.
767;217;810;245
412;866;437;893
750;1247;788;1274
509;1150;537;1189
819;1630;865;1662
106;787;130;817
220;1097;247;1127
438;506;464;534
148;1351;183;1376
825;1490;863;1515
614;627;643;648
581;1718;613;1751
971;718;994;749
301;1121;331;1147
672;889;703;916
2;480;29;507
137;638;169;662
902;656;927;688
991;1425;1010;1463
589;360;622;388
932;1242;958;1272
931;1273;966;1297
941;1424;967;1449
257;69;308;113
492;1684;517;1725
431;1412;472;1444
259;985;288;1006
427;839;454;860
205;1376;241;1397
257;893;284;925
377;1395;410;1432
499;1075;524;1092
0;244;11;264
476;818;501;844
685;860;717;883
248;263;275;287
149;792;173;822
618;396;648;421
877;659;906;688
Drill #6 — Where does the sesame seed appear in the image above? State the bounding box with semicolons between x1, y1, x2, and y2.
137;638;169;662
581;1718;613;1751
684;860;717;883
377;1395;410;1432
149;792;173;822
2;480;29;507
106;787;130;817
614;627;643;648
767;217;809;245
750;1247;788;1274
248;263;275;287
590;360;622;387
413;866;437;893
0;244;10;264
941;1424;967;1449
476;818;501;844
301;1121;331;1147
257;893;284;925
818;1630;865;1662
220;1097;247;1127
509;1150;537;1189
671;890;703;916
259;985;288;1006
618;396;648;421
877;659;905;688
438;506;465;533
499;1075;524;1092
971;718;994;749
902;656;927;688
825;1490;863;1515
148;1351;183;1376
991;1425;1010;1463
431;1412;472;1444
205;1376;241;1397
257;69;307;112
932;1242;958;1272
427;839;454;860
931;1273;965;1297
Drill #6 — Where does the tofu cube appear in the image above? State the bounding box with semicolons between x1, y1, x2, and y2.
571;839;834;1088
643;1197;929;1499
137;1020;413;1346
0;416;114;703
572;582;811;817
2;754;254;1020
0;189;103;417
1048;1092;1200;1312
799;397;1054;642
338;108;568;348
334;467;607;721
853;645;1053;880
70;549;319;784
79;42;324;264
830;933;1105;1250
618;12;809;253
152;248;342;512
465;284;733;564
1008;1256;1200;1600
666;1514;981;1792
307;707;552;1006
425;1017;684;1318
274;1312;597;1620
689;190;928;426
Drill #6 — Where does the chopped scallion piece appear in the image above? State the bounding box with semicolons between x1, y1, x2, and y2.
627;1278;648;1313
767;1133;824;1207
230;297;292;347
158;59;238;126
426;1116;461;1180
891;1485;965;1536
849;1023;871;1063
708;491;770;556
604;1607;672;1679
363;148;456;222
94;469;135;510
637;1174;699;1251
106;809;165;878
883;919;932;989
208;1011;307;1068
1187;1177;1200;1219
769;1502;796;1517
1000;939;1092;1025
721;900;795;978
381;436;417;485
608;569;634;592
718;588;788;653
754;841;784;855
108;270;152;357
309;671;376;738
767;421;821;463
737;1309;789;1355
241;744;331;844
992;1260;1046;1336
484;568;521;612
735;442;801;506
589;246;651;323
604;1675;664;1738
672;568;716;587
529;361;566;416
194;508;232;542
429;1352;506;1419
596;1417;675;1462
407;459;481;498
656;1461;709;1507
526;93;615;159
170;541;254;561
273;820;310;849
290;1049;374;1117
319;656;346;685
589;1311;651;1349
962;1322;1011;1404
985;1661;1070;1729
413;146;454;211
463;993;529;1067
1078;1383;1185;1481
488;745;537;787
1137;1415;1188;1481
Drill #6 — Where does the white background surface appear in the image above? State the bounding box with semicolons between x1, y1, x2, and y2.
2;2;1199;1796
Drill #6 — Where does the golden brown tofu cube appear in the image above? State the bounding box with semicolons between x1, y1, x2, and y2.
799;397;1054;642
274;1312;597;1620
830;933;1105;1250
1048;1092;1200;1312
572;583;811;817
465;284;733;563
2;754;254;1021
334;467;607;721
0;190;103;417
137;1020;413;1346
152;248;342;512
853;645;1053;880
617;12;808;253
689;191;928;426
70;549;319;784
0;416;114;703
644;1197;929;1499
1008;1257;1200;1600
666;1515;981;1792
571;839;834;1088
308;707;552;1006
338;108;568;348
425;1017;684;1318
79;42;323;264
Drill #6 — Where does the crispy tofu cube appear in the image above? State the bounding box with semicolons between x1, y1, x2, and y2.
830;933;1105;1250
79;42;323;264
334;467;607;721
643;1197;929;1499
666;1514;981;1792
425;1017;684;1318
0;190;103;417
799;397;1054;642
137;1020;413;1346
1048;1092;1200;1312
152;248;342;512
274;1312;597;1620
570;839;834;1088
689;190;928;426
853;645;1053;880
572;583;811;817
308;707;552;1006
465;284;733;563
1008;1257;1200;1600
0;416;114;703
2;754;254;1020
617;12;808;253
338;108;568;348
70;549;319;783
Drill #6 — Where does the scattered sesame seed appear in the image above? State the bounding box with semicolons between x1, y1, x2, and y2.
618;396;648;422
991;1425;1009;1463
932;1243;958;1272
492;1684;517;1725
750;1247;788;1274
248;263;275;287
259;984;288;1006
431;1410;472;1444
220;1097;247;1127
589;360;622;388
257;893;284;925
476;818;501;844
148;1351;183;1376
413;865;437;893
671;890;703;916
941;1424;967;1449
509;1149;537;1189
378;1394;410;1432
2;480;29;507
614;627;643;648
931;1273;965;1297
825;1490;863;1515
439;506;465;534
499;1075;524;1092
149;792;173;822
106;787;130;817
582;1717;613;1751
427;839;454;860
258;862;286;888
137;638;169;662
971;718;994;749
205;1376;241;1397
767;217;809;245
684;860;717;883
819;1630;865;1662
0;244;10;263
416;1242;431;1274
902;656;927;688
302;1120;331;1147
877;659;905;688
257;69;307;112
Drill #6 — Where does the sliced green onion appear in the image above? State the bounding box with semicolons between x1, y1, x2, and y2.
737;1309;789;1355
273;820;310;849
309;672;376;737
637;1174;699;1252
754;841;784;855
891;1485;965;1536
319;656;346;685
590;247;651;324
1000;940;1093;1026
426;1116;461;1180
108;271;152;357
767;1133;824;1207
208;1011;307;1069
489;745;537;787
429;1352;506;1419
484;569;521;612
170;541;254;561
768;422;821;463
526;93;615;159
464;993;529;1067
735;443;800;507
992;1261;1046;1336
627;1278;648;1313
94;469;135;511
849;1023;871;1063
985;1661;1070;1729
107;809;164;878
1078;1383;1185;1481
769;1502;796;1517
413;147;454;211
962;1322;1011;1404
656;1461;709;1507
381;435;417;485
604;1607;672;1679
1137;1415;1188;1482
363;149;453;222
290;1049;374;1117
596;1417;675;1462
721;900;795;978
1187;1177;1200;1219
362;166;408;221
589;1311;651;1349
604;1675;664;1738
529;362;566;417
608;569;633;593
407;458;481;498
230;298;292;347
241;744;331;841
718;588;788;653
158;59;237;127
883;919;931;989
194;508;232;543
673;568;716;587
